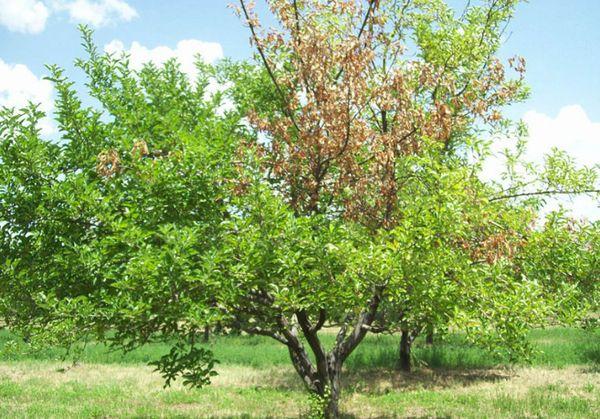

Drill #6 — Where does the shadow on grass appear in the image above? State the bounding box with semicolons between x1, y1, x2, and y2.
342;366;513;396
249;361;513;397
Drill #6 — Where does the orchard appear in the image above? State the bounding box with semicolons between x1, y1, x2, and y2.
0;1;598;418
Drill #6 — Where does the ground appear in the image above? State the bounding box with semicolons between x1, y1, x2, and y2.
0;328;598;418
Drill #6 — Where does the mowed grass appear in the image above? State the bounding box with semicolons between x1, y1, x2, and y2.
0;327;598;417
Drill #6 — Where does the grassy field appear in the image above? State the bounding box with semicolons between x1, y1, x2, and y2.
0;327;598;418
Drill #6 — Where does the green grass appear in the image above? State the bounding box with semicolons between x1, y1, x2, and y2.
1;327;597;369
0;373;307;418
0;327;598;417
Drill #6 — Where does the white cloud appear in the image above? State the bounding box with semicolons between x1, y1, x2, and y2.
522;105;599;168
482;105;600;220
104;39;224;79
52;0;137;27
0;59;54;134
524;106;599;220
0;0;50;34
0;0;137;34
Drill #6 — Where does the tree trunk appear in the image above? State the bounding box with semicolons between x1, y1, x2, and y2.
287;289;383;418
425;326;434;345
288;346;343;418
312;367;341;418
398;330;412;372
322;357;342;418
202;325;210;342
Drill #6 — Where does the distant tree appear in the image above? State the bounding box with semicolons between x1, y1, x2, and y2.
516;214;599;321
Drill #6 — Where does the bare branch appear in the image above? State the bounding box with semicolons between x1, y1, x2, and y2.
239;0;301;132
297;310;328;381
243;326;289;345
489;189;600;202
336;285;384;361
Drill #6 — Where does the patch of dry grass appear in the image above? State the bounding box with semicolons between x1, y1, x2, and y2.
0;361;598;417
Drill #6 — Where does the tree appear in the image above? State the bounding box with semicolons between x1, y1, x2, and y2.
0;26;238;386
516;213;599;321
223;1;598;414
367;183;547;372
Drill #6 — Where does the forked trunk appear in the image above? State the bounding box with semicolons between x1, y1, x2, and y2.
291;348;343;418
398;329;412;372
285;289;384;418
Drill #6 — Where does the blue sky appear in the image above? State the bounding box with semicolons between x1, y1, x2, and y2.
0;0;598;217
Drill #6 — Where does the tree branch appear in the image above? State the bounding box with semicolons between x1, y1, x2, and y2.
336;285;384;361
242;326;289;345
276;314;319;392
333;0;378;82
489;189;600;202
239;0;301;132
313;308;326;333
297;309;328;385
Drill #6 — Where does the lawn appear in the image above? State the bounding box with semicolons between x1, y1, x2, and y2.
0;328;598;417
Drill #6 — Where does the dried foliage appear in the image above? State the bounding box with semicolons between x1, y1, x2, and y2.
234;0;526;228
96;149;121;177
131;139;149;159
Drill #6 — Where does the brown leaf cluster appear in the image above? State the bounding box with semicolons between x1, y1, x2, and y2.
237;0;526;229
96;149;121;178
